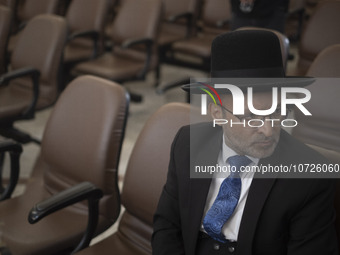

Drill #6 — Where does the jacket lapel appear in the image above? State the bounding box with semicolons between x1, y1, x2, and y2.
237;177;276;255
186;124;223;255
237;142;282;255
187;178;212;255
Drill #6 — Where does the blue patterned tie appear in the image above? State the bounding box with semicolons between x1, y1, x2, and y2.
203;155;252;243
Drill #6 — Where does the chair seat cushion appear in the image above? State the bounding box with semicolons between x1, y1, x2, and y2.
72;53;145;81
64;38;96;63
0;179;112;255
158;31;186;46
172;34;216;58
0;80;56;121
76;231;150;255
158;23;187;46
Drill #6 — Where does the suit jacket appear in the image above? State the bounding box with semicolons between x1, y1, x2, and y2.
152;123;338;255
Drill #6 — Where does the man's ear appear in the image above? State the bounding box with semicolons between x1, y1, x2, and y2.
208;103;223;119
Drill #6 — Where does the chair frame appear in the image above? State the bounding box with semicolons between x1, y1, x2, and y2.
0;139;22;200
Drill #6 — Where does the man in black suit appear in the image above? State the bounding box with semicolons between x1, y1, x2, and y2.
152;30;338;255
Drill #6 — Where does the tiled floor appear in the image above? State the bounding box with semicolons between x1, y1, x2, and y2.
2;43;299;245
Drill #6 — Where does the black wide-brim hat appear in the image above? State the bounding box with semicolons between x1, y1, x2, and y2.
182;30;314;94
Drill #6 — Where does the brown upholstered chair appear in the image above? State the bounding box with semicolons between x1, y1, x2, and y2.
61;0;114;89
156;0;231;94
292;44;340;149
157;28;289;95
15;0;59;22
291;44;340;249
289;0;340;76
158;0;200;47
305;44;340;77
71;0;162;102
166;0;231;71
63;0;113;66
0;14;67;144
7;0;60;53
0;75;129;254
156;0;201;83
0;6;11;75
54;102;192;255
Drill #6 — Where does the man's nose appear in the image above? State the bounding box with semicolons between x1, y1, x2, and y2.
257;119;274;137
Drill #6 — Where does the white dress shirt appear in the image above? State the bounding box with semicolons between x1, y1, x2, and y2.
200;136;259;241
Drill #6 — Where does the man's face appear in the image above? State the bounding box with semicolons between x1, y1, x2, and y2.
209;91;281;159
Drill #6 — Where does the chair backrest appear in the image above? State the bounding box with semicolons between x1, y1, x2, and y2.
201;0;232;34
158;0;200;45
296;0;340;75
306;44;340;77
163;0;198;19
38;75;129;225
64;0;112;59
111;0;161;45
0;6;11;75
292;44;340;249
292;78;340;155
110;0;162;65
15;0;59;23
118;103;193;253
10;14;67;109
236;27;290;70
66;0;110;34
292;44;340;152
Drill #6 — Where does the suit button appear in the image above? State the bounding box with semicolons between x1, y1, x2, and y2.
213;243;220;250
228;246;235;253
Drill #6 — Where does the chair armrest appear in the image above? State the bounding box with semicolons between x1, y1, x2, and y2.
67;30;99;42
0;67;40;119
121;37;153;49
67;30;99;58
0;140;22;201
28;182;103;253
0;67;40;86
121;38;154;80
167;12;192;22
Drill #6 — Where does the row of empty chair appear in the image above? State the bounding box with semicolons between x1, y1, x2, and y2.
1;0;339;86
0;0;161;144
0;0;339;148
2;0;339;79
